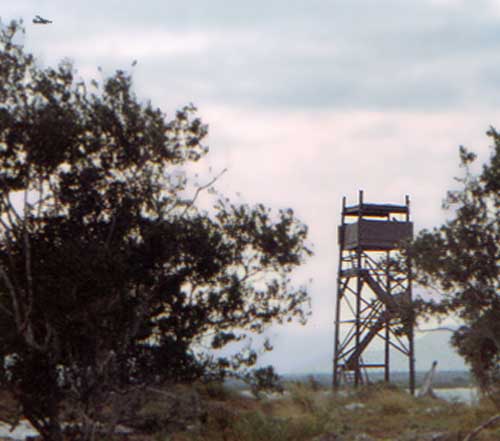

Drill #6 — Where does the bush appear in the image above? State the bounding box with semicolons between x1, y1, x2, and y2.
245;366;284;400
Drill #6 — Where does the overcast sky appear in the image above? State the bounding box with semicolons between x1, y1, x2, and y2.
3;0;500;373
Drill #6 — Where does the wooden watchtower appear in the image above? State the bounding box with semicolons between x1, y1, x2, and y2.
333;191;415;393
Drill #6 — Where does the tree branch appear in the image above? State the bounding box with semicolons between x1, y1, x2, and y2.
417;326;457;333
463;414;500;441
0;265;21;328
22;185;34;336
178;168;227;217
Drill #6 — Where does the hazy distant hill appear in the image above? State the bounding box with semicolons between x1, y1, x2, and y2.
363;329;467;372
279;330;470;387
256;326;467;375
232;330;471;389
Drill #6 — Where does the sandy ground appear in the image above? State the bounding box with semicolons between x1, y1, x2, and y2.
0;420;135;440
0;420;38;440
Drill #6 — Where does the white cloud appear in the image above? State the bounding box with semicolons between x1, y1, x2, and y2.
48;30;214;61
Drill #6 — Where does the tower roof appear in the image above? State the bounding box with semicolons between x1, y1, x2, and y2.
343;203;408;217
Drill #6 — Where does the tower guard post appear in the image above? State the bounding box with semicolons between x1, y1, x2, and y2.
333;190;415;393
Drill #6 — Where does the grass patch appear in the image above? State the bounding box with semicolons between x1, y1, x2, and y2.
35;381;500;441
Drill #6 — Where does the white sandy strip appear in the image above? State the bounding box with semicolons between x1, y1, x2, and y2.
0;421;133;440
0;421;38;440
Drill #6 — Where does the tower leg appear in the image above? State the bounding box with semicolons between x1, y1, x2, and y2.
384;250;390;383
333;289;341;389
355;248;362;386
409;325;416;395
384;317;390;383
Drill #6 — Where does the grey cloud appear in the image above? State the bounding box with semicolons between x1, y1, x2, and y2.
10;0;500;111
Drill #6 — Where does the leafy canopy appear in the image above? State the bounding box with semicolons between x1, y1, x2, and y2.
409;128;500;399
0;21;311;439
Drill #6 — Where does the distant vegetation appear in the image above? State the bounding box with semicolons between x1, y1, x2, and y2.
273;371;474;390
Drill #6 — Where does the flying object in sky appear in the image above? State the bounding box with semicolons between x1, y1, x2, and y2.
33;15;52;24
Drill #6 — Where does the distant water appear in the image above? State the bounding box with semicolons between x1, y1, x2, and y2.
240;387;479;404
433;387;478;404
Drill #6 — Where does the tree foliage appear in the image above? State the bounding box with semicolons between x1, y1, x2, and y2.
409;128;500;402
0;22;311;439
245;365;284;399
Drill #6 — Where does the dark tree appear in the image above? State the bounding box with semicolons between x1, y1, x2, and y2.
409;128;500;404
0;22;311;440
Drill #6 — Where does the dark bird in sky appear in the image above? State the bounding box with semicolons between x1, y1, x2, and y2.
33;15;52;24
